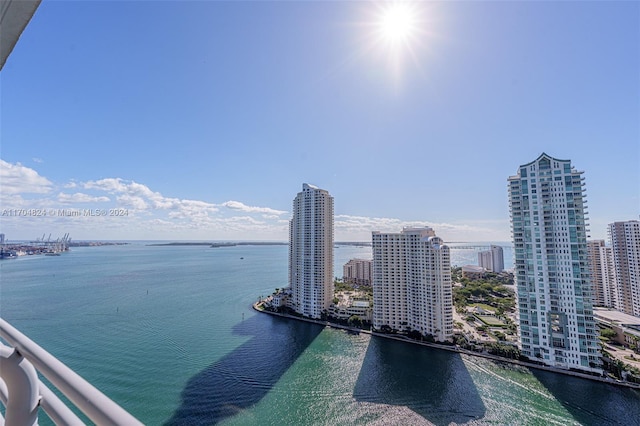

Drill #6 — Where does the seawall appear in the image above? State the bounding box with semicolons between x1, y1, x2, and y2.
252;301;640;391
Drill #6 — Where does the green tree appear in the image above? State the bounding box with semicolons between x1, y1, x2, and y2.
599;327;617;342
348;315;362;327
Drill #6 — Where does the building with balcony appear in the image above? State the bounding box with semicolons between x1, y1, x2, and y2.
587;239;618;308
608;221;640;318
508;153;601;373
343;258;373;286
288;183;334;319
372;227;453;342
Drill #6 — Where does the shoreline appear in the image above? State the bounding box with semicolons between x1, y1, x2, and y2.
147;242;288;247
252;301;640;391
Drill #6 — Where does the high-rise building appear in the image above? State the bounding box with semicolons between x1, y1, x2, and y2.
491;245;505;272
508;153;600;373
289;183;334;319
478;251;492;272
608;220;640;318
478;245;505;272
372;227;453;342
587;240;618;308
343;258;373;286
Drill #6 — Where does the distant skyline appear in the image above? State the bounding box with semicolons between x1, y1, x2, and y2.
1;1;638;242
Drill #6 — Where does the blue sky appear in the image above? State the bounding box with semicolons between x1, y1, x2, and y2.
1;0;638;242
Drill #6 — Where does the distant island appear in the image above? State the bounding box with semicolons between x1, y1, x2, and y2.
147;241;372;248
147;242;215;246
210;242;288;248
69;241;129;247
147;241;288;247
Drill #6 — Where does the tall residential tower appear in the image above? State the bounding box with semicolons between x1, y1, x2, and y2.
608;220;640;317
478;245;505;272
372;227;453;342
343;258;373;286
289;183;334;319
586;240;618;308
508;153;600;373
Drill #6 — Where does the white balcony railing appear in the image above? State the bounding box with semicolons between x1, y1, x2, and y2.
0;318;143;425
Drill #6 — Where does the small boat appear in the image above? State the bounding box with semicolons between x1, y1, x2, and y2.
240;257;244;260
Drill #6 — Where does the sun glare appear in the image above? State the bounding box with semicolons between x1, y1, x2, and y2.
379;3;417;45
357;1;435;89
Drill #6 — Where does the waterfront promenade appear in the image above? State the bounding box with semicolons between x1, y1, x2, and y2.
253;301;640;391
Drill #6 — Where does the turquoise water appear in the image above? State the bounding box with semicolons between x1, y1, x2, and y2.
1;243;638;425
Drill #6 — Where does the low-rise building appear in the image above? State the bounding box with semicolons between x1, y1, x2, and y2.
594;307;640;352
462;265;486;279
267;288;291;309
329;291;373;322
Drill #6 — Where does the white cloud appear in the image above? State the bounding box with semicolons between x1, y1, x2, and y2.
2;161;510;241
0;193;30;209
116;194;149;210
83;178;219;214
0;159;53;194
57;192;110;204
222;200;288;215
83;178;129;193
334;214;509;242
32;157;43;164
335;214;404;232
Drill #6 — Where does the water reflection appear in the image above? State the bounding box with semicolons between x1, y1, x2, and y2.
164;314;323;425
531;369;640;426
353;336;486;425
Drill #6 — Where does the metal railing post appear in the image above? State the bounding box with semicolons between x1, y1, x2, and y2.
0;345;39;426
0;319;143;425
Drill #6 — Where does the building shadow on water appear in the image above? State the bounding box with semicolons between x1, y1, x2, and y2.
164;314;323;425
531;368;640;425
353;336;486;425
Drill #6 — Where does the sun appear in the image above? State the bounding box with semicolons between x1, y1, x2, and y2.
355;0;435;88
377;2;419;47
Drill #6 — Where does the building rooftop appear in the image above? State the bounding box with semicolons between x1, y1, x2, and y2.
594;307;640;328
462;265;486;273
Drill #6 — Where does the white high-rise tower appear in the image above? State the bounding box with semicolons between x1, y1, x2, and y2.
508;153;600;373
372;227;453;342
289;183;334;319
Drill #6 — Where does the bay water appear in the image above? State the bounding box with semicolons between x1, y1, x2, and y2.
1;243;639;425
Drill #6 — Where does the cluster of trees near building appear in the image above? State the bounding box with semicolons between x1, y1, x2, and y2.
333;267;640;382
451;267;515;315
334;279;373;296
